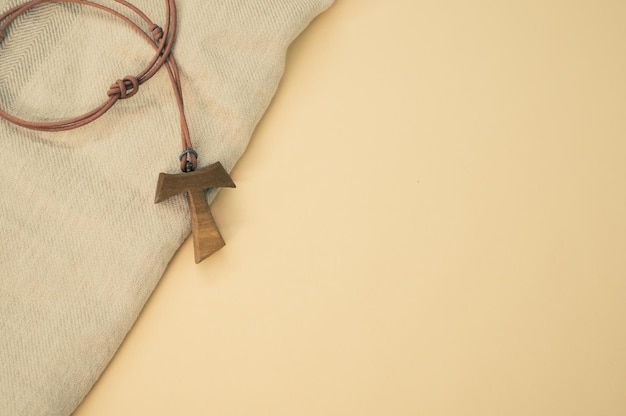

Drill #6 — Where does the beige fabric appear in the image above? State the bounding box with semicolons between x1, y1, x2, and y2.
0;1;333;414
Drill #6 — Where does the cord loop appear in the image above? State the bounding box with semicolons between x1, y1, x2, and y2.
0;0;198;171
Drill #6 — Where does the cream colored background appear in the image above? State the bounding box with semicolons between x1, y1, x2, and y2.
74;0;626;415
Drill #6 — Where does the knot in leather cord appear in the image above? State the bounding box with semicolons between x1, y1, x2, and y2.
107;76;139;100
151;24;164;41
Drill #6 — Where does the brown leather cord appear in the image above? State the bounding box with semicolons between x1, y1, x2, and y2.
0;0;197;172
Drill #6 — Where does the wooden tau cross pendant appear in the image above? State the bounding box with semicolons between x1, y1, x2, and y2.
155;162;236;263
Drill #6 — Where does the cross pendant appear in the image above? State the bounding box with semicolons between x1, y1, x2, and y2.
154;162;236;263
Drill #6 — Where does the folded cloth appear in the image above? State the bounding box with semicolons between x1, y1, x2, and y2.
0;0;333;414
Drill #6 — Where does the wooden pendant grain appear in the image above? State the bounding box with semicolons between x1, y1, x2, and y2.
154;162;236;263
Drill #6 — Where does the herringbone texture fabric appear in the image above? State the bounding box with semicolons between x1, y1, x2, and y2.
0;1;333;414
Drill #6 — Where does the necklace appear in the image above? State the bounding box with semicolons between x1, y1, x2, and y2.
0;0;235;263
